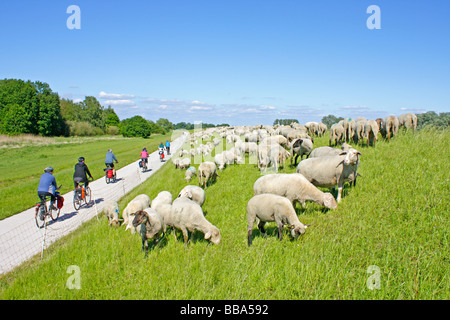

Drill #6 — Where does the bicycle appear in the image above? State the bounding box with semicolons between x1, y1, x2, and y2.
139;158;148;172
73;180;92;211
104;164;116;184
35;187;62;228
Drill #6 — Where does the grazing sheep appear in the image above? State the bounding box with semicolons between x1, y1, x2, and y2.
329;124;344;146
178;185;206;207
132;208;164;257
296;148;361;203
317;122;327;137
364;120;379;147
169;197;221;246
123;194;152;233
253;173;338;209
198;161;219;189
398;113;417;131
178;158;191;170
381;115;399;141
103;201;122;227
214;153;227;171
290;138;313;166
173;158;181;169
185;166;197;182
353;120;367;145
247;193;309;246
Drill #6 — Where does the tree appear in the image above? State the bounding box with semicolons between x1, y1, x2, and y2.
273;119;298;126
120;116;152;138
321;114;344;128
156;118;174;133
0;79;66;136
104;106;120;127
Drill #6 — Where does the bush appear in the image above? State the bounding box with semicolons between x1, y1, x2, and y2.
106;126;120;135
68;121;98;136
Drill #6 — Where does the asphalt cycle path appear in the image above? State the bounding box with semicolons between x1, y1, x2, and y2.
0;132;188;275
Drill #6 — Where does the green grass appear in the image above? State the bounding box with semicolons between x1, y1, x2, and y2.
0;133;175;220
0;128;448;299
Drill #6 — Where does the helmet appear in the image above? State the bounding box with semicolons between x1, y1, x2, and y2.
44;167;54;172
78;157;85;162
143;148;147;151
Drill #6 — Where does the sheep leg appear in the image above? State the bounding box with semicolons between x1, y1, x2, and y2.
181;227;189;247
337;186;343;203
258;221;266;238
247;229;253;246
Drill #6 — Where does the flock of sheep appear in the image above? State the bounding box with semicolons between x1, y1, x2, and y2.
103;112;417;254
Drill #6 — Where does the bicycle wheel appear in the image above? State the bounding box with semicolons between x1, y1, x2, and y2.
50;205;60;221
35;204;46;229
84;187;92;205
105;175;110;184
73;191;81;211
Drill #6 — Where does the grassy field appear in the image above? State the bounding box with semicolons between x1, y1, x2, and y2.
0;133;175;220
0;128;448;299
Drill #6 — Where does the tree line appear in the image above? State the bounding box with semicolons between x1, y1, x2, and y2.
0;79;229;138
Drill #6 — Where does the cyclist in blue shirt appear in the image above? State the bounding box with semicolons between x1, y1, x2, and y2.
37;167;59;213
105;149;118;177
165;140;171;155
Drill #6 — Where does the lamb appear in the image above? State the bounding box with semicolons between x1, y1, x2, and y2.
290;138;313;166
267;145;290;172
296;148;361;202
381;115;399;141
247;193;309;246
132;208;164;257
168;197;221;246
198;161;219;189
103;201;122;227
184;166;197;182
253;173;338;209
122;194;151;234
178;185;206;207
329;123;344;146
364;120;379;147
398;113;417;131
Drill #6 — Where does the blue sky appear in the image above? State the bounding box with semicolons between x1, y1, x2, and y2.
1;0;449;125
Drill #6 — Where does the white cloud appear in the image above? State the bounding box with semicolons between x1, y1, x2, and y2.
190;106;214;111
340;105;369;110
103;99;136;106
98;91;135;100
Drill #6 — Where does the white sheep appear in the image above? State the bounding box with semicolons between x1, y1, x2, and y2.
178;158;191;170
364;120;379;147
214;152;226;171
184;166;197;182
296;148;361;202
132;208;164;257
198;161;219;189
381;115;399;141
103;201;122;227
309;146;342;158
267;145;290;172
178;185;206;207
247;193;309;246
329;123;344;146
150;191;173;233
168;197;221;246
253;173;338;209
123;194;152;234
398;113;417;131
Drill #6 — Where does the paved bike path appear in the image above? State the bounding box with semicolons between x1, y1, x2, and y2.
0;133;188;275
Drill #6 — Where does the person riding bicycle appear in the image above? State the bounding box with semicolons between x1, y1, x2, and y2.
165;140;171;155
140;148;149;166
105;149;118;177
37;167;60;215
73;157;93;189
158;142;165;159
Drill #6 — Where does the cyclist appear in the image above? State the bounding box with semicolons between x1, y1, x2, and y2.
165;140;171;155
140;147;149;167
105;149;118;177
158;142;165;160
73;157;93;189
37;167;60;217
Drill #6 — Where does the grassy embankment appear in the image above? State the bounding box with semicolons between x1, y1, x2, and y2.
0;128;448;299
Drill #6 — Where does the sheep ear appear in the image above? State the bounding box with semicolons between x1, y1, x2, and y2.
356;151;362;155
339;151;347;155
287;224;295;230
204;231;211;239
304;224;311;228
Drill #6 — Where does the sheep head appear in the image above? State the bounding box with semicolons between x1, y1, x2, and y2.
341;148;361;165
204;227;221;245
132;210;148;228
288;224;309;238
323;193;338;209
